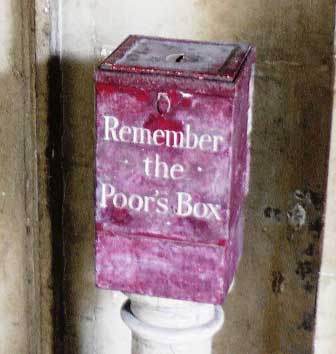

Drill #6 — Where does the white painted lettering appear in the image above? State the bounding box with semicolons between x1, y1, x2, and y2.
170;163;184;180
100;183;115;208
176;192;193;217
103;116;119;141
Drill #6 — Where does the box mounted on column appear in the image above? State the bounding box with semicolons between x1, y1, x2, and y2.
94;35;255;304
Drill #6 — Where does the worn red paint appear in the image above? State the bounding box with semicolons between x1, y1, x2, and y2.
94;35;255;304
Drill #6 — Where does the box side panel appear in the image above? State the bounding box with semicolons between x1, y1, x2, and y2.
223;207;245;297
94;69;238;303
96;233;226;304
229;51;256;230
95;76;234;245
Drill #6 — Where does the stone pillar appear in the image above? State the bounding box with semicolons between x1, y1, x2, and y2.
121;294;224;354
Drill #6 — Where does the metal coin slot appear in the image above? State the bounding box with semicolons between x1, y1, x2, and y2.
166;53;185;63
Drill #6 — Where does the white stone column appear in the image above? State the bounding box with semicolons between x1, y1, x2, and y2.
121;294;224;354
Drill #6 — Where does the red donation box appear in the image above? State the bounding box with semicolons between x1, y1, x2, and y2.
95;35;255;304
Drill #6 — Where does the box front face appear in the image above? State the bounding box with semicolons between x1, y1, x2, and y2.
95;80;233;246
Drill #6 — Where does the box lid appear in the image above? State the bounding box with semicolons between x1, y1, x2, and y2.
99;35;252;83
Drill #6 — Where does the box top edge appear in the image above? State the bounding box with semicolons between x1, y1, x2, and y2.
97;35;253;83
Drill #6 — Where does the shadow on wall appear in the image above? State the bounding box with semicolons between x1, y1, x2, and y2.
49;2;335;354
52;56;131;354
46;55;65;354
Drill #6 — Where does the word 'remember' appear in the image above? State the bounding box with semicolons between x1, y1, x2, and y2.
103;116;224;152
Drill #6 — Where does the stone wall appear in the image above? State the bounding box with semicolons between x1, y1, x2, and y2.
0;1;334;353
58;1;334;353
0;0;39;353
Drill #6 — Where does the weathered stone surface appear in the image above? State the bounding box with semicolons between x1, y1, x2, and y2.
314;30;336;353
58;0;334;353
0;0;40;353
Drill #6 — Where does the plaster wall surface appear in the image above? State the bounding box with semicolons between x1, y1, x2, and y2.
0;1;37;353
58;1;334;353
0;1;334;354
314;29;336;354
